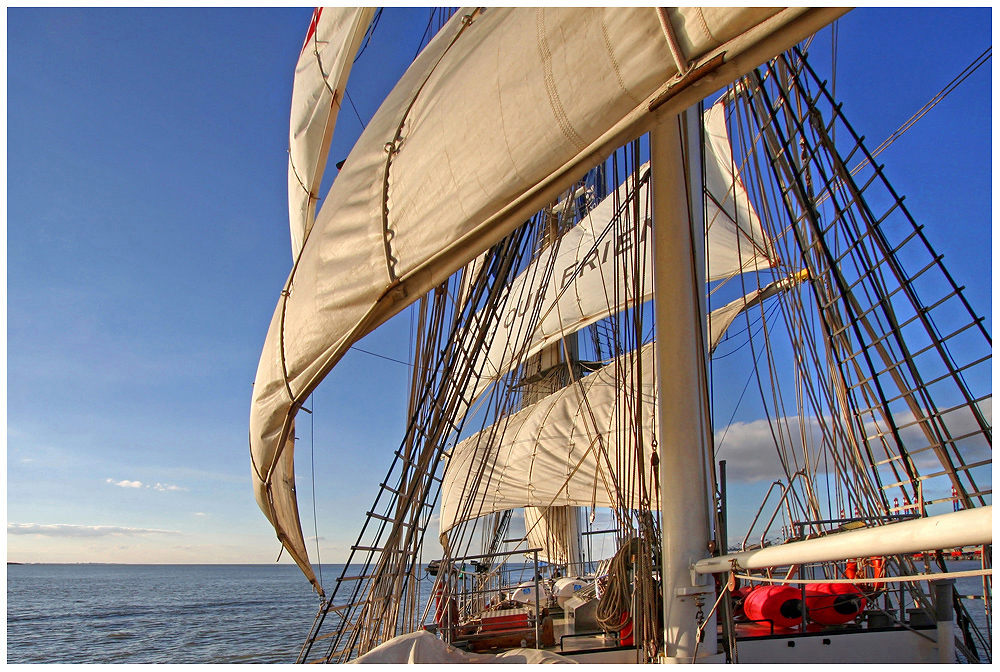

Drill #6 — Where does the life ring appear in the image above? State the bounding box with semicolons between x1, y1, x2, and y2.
433;583;456;626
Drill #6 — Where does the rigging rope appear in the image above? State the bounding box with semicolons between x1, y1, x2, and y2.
309;393;322;589
349;345;414;368
352;8;382;63
344;89;366;130
595;538;642;632
848;47;991;179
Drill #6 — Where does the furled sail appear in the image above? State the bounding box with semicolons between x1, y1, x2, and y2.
251;7;848;591
524;506;582;567
288;7;376;258
440;273;805;535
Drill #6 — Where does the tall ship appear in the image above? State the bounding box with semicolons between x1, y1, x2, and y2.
249;7;992;663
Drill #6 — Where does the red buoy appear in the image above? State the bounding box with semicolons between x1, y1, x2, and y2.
806;583;866;625
742;585;803;628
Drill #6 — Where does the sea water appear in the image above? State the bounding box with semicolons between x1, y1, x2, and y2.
7;561;991;663
7;564;341;664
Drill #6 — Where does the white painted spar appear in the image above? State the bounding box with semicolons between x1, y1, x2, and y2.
693;506;992;575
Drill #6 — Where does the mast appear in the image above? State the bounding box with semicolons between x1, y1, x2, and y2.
521;198;584;572
652;108;720;662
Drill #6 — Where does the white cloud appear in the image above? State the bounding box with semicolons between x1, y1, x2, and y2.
152;483;185;492
714;417;805;483
106;478;143;488
714;398;992;487
194;512;207;517
105;478;186;492
8;523;179;537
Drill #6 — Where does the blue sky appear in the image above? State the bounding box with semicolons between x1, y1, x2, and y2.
6;8;993;574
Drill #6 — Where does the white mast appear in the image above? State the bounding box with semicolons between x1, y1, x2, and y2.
652;109;720;662
522;213;583;570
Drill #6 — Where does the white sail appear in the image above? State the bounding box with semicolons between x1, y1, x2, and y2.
707;270;808;352
440;273;804;535
703;101;774;272
462;104;772;407
251;7;846;589
524;506;582;567
441;342;657;536
287;7;376;258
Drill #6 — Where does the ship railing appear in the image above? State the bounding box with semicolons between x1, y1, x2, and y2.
741;470;805;552
430;547;543;649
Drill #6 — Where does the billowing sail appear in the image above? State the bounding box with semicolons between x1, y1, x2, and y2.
440;273;804;535
441;342;658;536
707;270;808;351
288;8;376;258
251;7;848;590
462;104;773;406
703;101;773;271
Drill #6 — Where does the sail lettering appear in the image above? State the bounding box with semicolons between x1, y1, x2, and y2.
503;288;536;329
558;216;652;291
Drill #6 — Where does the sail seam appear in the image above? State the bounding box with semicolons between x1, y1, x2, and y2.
536;8;586;152
600;10;641;108
380;10;480;283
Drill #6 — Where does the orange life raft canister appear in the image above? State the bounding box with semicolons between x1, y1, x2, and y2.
805;583;867;625
742;585;803;628
742;583;866;628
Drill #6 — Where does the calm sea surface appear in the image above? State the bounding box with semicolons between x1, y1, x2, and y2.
7;564;349;664
7;561;991;664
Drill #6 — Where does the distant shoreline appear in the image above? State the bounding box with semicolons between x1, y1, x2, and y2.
6;562;318;566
